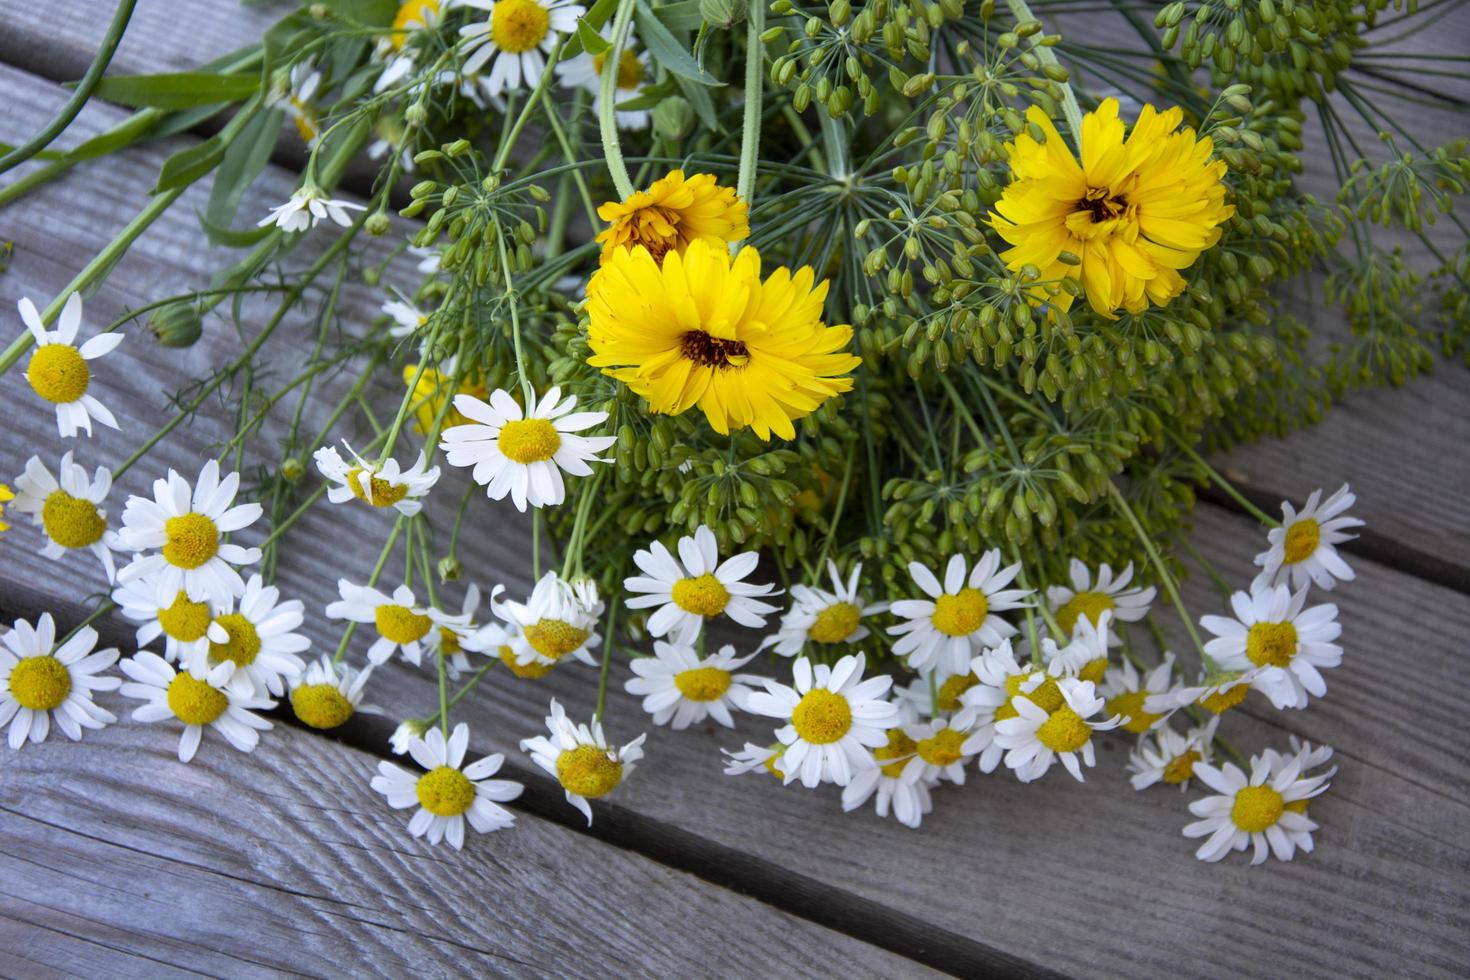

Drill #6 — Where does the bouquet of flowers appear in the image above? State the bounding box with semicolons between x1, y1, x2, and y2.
0;0;1464;862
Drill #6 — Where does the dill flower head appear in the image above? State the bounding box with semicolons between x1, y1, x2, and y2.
594;170;749;264
989;98;1234;319
585;240;860;441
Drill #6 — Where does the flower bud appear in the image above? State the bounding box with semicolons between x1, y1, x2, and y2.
700;0;746;28
148;301;203;348
365;212;392;236
280;457;305;483
654;97;697;141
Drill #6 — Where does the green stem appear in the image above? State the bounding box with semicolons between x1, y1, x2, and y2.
1003;0;1085;148
593;593;621;724
733;0;766;238
599;0;638;200
333;518;405;664
1169;432;1280;528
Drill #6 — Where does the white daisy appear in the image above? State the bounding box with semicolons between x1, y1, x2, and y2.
11;452;123;580
117;459;263;606
894;671;976;721
325;579;452;666
314;444;439;516
486;571;603;669
390;718;431;755
1045;607;1113;684
721;741;783;777
258;186;365;232
624;641;764;730
457;0;585;98
553;27;652;129
1183;747;1334;864
190;574;309;698
955;640;1071;775
270;61;324;146
1097;651;1180;735
112;577;214;663
1046;559;1155;636
0;614;119;750
1253;485;1362;592
119;653;273;763
993;676;1120;782
1200;583;1342;710
373;0;445;93
1127;716;1218;791
381;289;430;338
842;728;935;829
1145;666;1268;716
746;653;898;789
888;551;1032;677
623;524;781;646
900;716;977;786
520;698;645;825
19;293;122;438
433;584;483;679
372;722;523;848
462;619;563;679
290;655;381;730
763;560;885;656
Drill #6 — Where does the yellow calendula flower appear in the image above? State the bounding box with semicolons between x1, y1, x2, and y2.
594;170;749;264
989;98;1234;319
0;483;13;532
403;363;487;434
586;240;860;441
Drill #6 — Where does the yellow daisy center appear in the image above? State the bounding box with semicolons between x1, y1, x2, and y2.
27;344;90;403
1283;519;1320;565
41;489;106;549
9;655;71;711
917;727;967;768
1078;656;1110;685
808;601;861;644
346;467;409;507
1199;682;1250;714
994;673;1064;724
1231;784;1285;833
790;688;852;744
1162;749;1202;785
375;604;432;644
592;48;645;90
1106;690;1162;734
499;644;555;678
416;765;476;816
763;750;786;780
1075;186;1129;228
167;672;228;726
524;618;590;660
1035;705;1092;753
291;683;355;729
1285;798;1310;815
673;666;731;702
556;744;624;798
1056;590;1115;635
207;613;262;669
936;672;979;711
679;330;750;369
162;512;220;570
931;587;989;637
490;0;551;54
1246;622;1299;669
292;109;319;144
497;417;561;464
874;728;917;778
440;627;463;656
670;573;730;618
157;590;212;642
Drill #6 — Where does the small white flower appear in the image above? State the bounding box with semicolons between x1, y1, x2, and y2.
1200;583;1342;710
19;294;122;438
1128;717;1218;791
1183;746;1334;864
289;655;381;730
1;614;120;749
1046;559;1155;636
520;698;645;825
1253;485;1362;592
314;443;439;516
484;571;603;669
11;452;123;581
119;653;273;763
721;741;783;777
992;676;1120;782
258;186;366;232
624;641;764;730
900;716;977;786
764;560;885;656
553;27;651;129
955;640;1071;774
325;579;452;666
623;525;780;646
457;0;585;98
270;61;324;146
1145;666;1268;716
888;551;1032;678
1097;651;1180;735
430;584;483;679
381;289;430;338
1044;608;1113;683
372;722;523;848
117;459;263;606
842;729;936;830
190;574;309;698
390;717;431;755
373;0;445;93
112;576;214;663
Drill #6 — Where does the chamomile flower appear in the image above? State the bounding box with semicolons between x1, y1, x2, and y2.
271;61;324;146
1183;748;1334;864
520;699;646;825
1;614;119;750
11;452;123;581
290;655;380;730
623;525;780;645
993;676;1120;782
119;653;273;763
1098;651;1180;734
488;572;603;668
372;722;523;848
956;640;1069;774
112;577;214;663
887;551;1031;677
1128;717;1218;791
381;289;430;338
441;386;615;512
191;574;309;698
19;293;122;438
1046;559;1155;636
764;560;885;656
314;444;440;516
1253;485;1362;592
432;584;482;679
624;641;763;730
1200;584;1342;710
1146;667;1267;716
1046;608;1112;683
390;718;431;755
117;459;263;606
554;28;651;129
721;741;784;777
258;186;365;232
901;717;977;786
326;580;452;667
462;620;559;679
457;0;584;97
842;728;935;829
373;0;445;92
747;653;899;789
895;671;979;720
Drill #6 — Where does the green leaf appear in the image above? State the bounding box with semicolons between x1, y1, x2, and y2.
674;72;720;128
93;72;261;109
634;2;722;85
154;135;226;193
198;210;276;248
206;109;283;231
652;0;705;31
577;18;612;55
564;0;619;57
320;0;398;26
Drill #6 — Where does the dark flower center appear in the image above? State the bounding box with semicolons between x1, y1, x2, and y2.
680;330;749;368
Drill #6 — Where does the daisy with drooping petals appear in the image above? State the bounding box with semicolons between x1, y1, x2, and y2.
487;572;603;669
456;0;584;97
1045;609;1112;683
381;290;430;338
900;717;977;786
1046;559;1155;636
1146;666;1267;716
11;452;123;581
747;653;899;789
192;574;309;698
372;722;523;848
463;620;559;679
989;98;1234;318
112;577;215;663
269;61;324;146
1128;717;1218;791
19;294;122;438
1183;746;1334;864
842;728;934;829
326;580;448;666
290;655;381;730
1;614;119;750
1253;485;1362;592
624;642;764;730
431;584;482;679
520;699;646;825
373;0;445;93
314;444;440;516
764;560;885;656
119;653;273;763
1098;651;1180;734
390;718;430;755
721;741;784;778
623;525;780;646
441;387;615;512
117;459;263;606
956;640;1070;774
993;676;1120;782
887;551;1031;677
587;241;860;441
258;186;365;232
594;170;749;263
1201;584;1342;710
895;671;978;720
554;28;652;130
